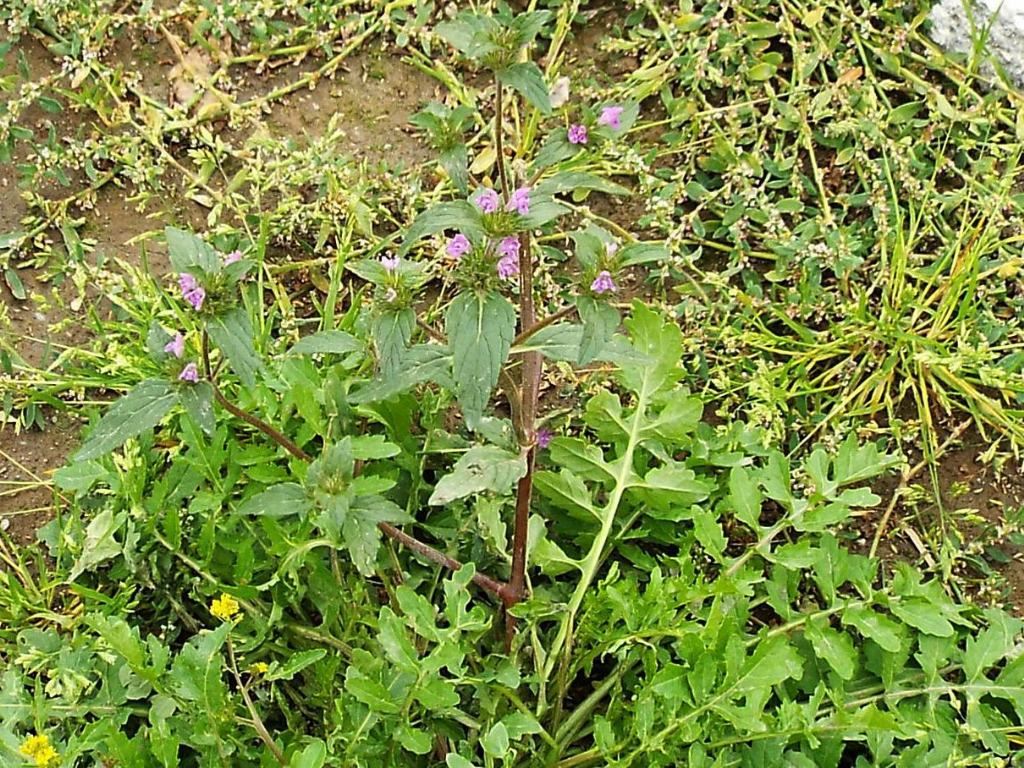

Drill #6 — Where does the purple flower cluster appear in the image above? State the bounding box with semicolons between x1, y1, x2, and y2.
506;187;531;215
497;236;520;279
568;124;588;145
164;332;185;358
475;188;500;214
536;427;553;449
223;250;243;266
597;105;625;131
447;233;471;259
380;255;400;272
591;270;617;294
179;362;199;383
179;273;206;311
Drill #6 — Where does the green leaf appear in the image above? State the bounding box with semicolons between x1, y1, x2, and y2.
964;610;1021;681
179;380;215;435
237;483;311;518
548;438;615;485
729;466;762;530
618;242;669;267
447;291;516;426
68;508;125;581
482;722;510;757
429;445;527;505
414;676;460;710
890;599;954;637
75;379;178;461
165;226;219;275
841;605;904;653
619;302;682;396
399;201;483;256
170;624;230;714
577;297;619;365
373;309;415;377
440;144;470;195
514;323;583;362
535;171;629;197
345;667;400;713
3;267;25;300
349;344;452;404
206;308;261;386
377;608;419;673
52;461;108;493
497;62;551;113
806;619;858;680
343;516;381;576
396;726;433;755
534;469;598;519
266;649;327;681
289;741;327;768
289;330;362;356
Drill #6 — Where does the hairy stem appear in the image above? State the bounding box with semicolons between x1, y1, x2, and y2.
507;222;543;648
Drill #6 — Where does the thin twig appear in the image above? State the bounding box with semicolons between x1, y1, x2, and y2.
513;305;577;347
226;636;287;766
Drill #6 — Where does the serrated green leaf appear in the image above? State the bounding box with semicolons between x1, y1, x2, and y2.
207;308;261;386
577;296;619;365
447;291;515;426
497;62;551;113
179;380;215;435
165;226;219;275
289;330;362;356
75;379;178;461
373;309;414;377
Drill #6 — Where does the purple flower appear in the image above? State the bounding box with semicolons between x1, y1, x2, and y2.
179;273;198;293
591;270;617;294
223;250;243;266
498;236;520;259
179;273;206;310
597;105;625;131
164;332;185;359
506;187;531;215
179;362;199;383
497;254;519;279
380;255;400;272
447;233;471;259
568;124;588;145
537;428;553;449
475;188;500;214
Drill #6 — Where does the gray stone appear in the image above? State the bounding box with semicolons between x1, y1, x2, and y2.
928;0;1024;88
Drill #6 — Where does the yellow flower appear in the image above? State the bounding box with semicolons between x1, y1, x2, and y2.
210;593;240;621
20;733;59;767
249;661;270;675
